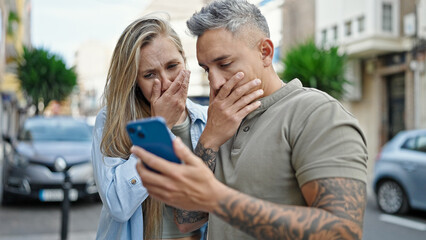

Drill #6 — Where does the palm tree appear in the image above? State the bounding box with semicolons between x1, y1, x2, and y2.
17;46;77;115
279;39;348;99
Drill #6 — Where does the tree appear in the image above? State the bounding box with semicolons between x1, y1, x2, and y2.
279;39;348;99
17;46;77;114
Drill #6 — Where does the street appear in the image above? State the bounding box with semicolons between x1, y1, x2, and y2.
0;200;101;240
0;192;425;239
363;191;426;240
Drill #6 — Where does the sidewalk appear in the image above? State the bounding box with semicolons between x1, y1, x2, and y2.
0;231;96;240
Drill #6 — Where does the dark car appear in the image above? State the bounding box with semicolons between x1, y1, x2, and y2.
1;116;98;204
372;129;426;214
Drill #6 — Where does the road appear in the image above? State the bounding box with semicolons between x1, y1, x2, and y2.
0;193;425;239
363;192;426;240
0;200;101;240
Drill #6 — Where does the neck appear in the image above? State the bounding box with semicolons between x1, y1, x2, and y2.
261;71;285;97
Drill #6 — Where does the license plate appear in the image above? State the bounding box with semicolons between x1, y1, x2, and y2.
39;189;78;202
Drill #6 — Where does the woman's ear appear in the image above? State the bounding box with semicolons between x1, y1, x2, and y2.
259;38;274;67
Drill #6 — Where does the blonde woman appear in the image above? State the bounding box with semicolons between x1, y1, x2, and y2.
91;15;207;240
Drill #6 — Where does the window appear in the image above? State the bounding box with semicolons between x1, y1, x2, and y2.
402;135;426;153
417;136;426;152
332;25;338;40
321;29;327;44
382;3;393;32
402;137;416;150
358;16;365;33
345;21;352;36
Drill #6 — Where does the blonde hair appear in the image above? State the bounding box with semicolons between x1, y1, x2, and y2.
100;14;186;240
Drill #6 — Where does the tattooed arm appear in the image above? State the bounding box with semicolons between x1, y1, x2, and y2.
213;177;366;240
174;141;218;233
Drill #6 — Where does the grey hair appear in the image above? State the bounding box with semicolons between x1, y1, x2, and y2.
187;0;270;38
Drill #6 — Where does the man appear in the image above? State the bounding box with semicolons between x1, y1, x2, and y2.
133;0;368;239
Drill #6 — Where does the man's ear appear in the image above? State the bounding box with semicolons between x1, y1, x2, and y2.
259;38;274;67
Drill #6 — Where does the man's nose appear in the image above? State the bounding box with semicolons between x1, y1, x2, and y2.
208;71;226;92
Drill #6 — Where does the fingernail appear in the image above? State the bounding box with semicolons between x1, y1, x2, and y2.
236;72;244;79
254;79;261;85
257;89;264;95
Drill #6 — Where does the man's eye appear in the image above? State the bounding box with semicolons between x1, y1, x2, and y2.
220;62;231;68
167;64;178;69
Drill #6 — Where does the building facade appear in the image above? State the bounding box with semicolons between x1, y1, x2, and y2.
314;0;426;179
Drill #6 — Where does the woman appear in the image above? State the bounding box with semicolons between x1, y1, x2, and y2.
91;14;207;240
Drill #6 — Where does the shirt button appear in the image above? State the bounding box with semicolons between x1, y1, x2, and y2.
131;179;137;185
243;126;250;132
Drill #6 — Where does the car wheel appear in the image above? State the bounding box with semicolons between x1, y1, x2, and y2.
376;180;409;214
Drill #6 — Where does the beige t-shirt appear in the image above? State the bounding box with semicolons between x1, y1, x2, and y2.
208;79;368;240
162;115;200;238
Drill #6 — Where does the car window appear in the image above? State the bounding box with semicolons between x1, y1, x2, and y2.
402;135;426;153
402;137;416;150
18;118;92;142
417;136;426;153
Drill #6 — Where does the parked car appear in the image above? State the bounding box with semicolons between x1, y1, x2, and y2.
1;116;98;204
372;129;426;214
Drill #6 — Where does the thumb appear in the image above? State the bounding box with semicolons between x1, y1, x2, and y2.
173;137;198;166
150;79;161;102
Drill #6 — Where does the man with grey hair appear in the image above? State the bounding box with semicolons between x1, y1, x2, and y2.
133;0;368;239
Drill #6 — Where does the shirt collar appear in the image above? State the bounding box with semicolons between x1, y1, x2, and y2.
186;98;208;124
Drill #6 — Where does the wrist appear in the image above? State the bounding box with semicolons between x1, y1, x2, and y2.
199;131;221;151
205;179;230;213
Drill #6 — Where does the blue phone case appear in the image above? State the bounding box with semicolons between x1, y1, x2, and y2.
126;117;181;171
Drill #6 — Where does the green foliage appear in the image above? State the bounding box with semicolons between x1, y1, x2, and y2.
7;11;20;36
17;46;77;114
279;39;348;99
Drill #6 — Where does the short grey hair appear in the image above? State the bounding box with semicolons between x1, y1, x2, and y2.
187;0;270;38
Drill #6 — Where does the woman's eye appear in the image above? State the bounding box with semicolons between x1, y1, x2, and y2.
203;67;209;73
144;73;155;78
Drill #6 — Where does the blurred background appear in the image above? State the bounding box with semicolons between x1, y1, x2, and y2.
0;0;425;239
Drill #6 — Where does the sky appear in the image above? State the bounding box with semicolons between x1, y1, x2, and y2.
31;0;152;67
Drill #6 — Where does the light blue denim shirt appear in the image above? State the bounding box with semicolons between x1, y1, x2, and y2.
91;99;208;240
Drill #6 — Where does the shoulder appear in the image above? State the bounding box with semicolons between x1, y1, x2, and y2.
94;107;107;132
282;82;353;119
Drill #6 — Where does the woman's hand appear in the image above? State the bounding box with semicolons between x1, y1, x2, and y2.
150;70;190;128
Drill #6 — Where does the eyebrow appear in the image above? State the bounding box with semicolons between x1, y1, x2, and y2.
199;55;231;67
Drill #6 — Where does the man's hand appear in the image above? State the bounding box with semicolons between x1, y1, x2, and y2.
133;137;225;212
200;72;264;150
150;70;190;128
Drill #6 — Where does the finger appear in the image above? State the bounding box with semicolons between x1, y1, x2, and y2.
229;88;263;114
150;79;162;103
215;72;244;100
131;145;181;176
167;70;185;95
177;70;190;98
173;137;201;166
136;161;172;189
228;78;261;105
235;100;261;120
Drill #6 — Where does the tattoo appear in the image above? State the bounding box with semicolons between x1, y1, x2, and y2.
195;141;217;172
175;209;209;224
213;178;366;240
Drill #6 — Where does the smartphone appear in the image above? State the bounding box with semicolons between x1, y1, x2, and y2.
126;117;181;172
